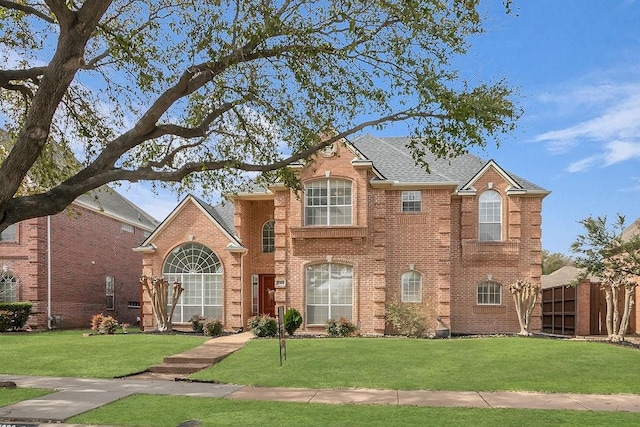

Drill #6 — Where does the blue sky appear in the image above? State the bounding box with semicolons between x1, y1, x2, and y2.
120;1;640;255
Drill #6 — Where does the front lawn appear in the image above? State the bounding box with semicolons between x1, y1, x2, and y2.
0;388;52;406
0;330;208;378
191;336;640;394
68;394;640;427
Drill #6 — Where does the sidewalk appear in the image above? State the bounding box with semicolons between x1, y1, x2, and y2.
2;332;640;424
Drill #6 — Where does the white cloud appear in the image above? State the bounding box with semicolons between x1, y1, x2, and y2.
534;76;640;172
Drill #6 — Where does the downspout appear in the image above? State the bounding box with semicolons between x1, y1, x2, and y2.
47;215;52;329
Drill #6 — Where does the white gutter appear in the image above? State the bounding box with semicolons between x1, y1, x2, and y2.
47;215;52;329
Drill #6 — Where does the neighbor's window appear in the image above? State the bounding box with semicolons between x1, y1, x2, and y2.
306;263;353;324
477;281;502;305
401;271;422;302
305;179;352;226
0;270;18;302
0;224;16;242
106;276;115;310
121;223;134;233
479;190;502;241
262;220;275;253
163;243;223;322
401;191;422;212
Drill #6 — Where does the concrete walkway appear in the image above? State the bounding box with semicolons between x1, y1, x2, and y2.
2;332;640;425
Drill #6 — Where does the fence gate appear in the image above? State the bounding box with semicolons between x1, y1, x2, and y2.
542;286;576;336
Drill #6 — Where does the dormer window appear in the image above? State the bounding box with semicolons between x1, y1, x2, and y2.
305;179;352;226
478;190;502;241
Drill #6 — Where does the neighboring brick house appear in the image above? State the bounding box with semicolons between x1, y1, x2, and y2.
0;187;158;329
136;134;549;335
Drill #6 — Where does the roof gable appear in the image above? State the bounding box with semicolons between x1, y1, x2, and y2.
137;195;241;250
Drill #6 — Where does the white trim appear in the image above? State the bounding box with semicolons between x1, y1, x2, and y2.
458;160;522;194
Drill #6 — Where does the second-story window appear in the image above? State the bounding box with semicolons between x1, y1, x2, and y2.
305;178;352;226
262;220;275;253
478;190;502;241
401;191;422;212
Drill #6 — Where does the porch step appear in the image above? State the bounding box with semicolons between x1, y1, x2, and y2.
147;362;212;374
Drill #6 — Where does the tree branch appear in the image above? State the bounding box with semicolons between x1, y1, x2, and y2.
0;0;56;23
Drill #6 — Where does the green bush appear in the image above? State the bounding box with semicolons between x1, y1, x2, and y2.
385;301;427;337
283;307;303;336
190;315;206;333
248;315;278;337
0;302;32;332
325;318;357;337
203;319;224;337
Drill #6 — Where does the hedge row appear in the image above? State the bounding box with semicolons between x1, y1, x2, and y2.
0;302;32;332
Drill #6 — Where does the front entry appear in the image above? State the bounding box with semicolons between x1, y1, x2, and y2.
259;274;276;317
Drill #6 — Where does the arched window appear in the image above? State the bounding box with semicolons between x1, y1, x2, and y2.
0;270;18;302
477;281;502;305
306;263;353;324
262;220;275;253
163;243;223;322
305;178;352;226
401;271;422;302
479;190;502;241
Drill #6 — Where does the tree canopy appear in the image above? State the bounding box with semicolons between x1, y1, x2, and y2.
0;0;518;231
541;250;573;275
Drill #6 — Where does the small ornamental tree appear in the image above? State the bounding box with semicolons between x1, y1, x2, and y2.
508;279;539;336
140;276;184;332
572;215;640;342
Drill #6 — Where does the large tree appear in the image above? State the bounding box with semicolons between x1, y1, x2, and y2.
571;215;640;342
541;250;573;275
0;0;518;231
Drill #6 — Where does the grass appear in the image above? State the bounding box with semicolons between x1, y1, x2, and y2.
69;395;640;427
191;336;640;394
0;388;51;406
0;329;208;378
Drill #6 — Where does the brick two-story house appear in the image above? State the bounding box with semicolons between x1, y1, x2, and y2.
136;134;549;335
0;187;158;329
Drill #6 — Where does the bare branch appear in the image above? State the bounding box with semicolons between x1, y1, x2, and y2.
0;0;56;23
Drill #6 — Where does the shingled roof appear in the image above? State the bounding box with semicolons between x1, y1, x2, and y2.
349;134;548;193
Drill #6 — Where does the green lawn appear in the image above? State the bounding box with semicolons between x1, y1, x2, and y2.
190;336;640;394
0;329;208;378
69;395;640;427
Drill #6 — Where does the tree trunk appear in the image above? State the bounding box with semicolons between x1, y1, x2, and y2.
603;286;615;341
618;284;636;342
141;276;184;332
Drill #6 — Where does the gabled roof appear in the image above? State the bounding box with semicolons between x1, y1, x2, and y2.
135;195;241;252
74;186;159;232
349;134;549;195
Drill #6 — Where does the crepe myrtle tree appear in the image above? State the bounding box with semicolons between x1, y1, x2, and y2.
571;215;640;342
508;279;539;336
0;0;519;232
140;275;184;332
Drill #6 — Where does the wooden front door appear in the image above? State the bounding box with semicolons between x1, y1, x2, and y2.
259;275;276;317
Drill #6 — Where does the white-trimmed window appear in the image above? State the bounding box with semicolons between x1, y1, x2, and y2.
305;179;352;226
477;281;502;305
306;263;353;324
0;224;16;242
479;190;502;241
401;191;422;212
163;243;223;322
0;270;18;302
262;220;275;253
105;276;115;310
121;223;134;233
401;271;422;302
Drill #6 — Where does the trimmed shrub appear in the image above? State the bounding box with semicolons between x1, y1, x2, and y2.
248;314;278;337
0;302;32;332
203;319;224;337
99;316;118;334
90;314;105;331
385;301;427;337
283;307;303;336
325;318;357;337
190;315;206;333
